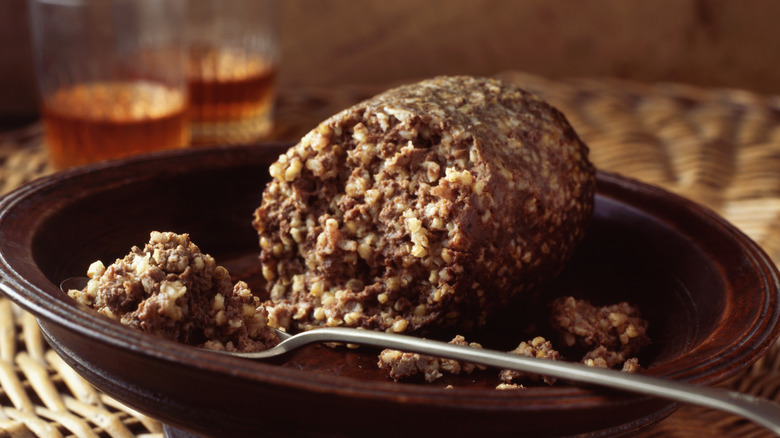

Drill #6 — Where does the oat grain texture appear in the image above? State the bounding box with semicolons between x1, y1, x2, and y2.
254;76;596;334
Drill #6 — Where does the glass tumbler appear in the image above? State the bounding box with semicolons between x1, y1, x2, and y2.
187;0;279;146
28;0;189;170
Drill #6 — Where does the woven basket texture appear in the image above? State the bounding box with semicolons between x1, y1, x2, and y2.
1;71;779;437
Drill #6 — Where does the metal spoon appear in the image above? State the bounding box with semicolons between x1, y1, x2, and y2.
60;277;780;435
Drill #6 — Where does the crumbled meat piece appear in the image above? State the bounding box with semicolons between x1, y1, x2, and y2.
378;334;565;387
582;347;642;373
581;345;628;369
379;296;650;387
499;336;561;385
377;350;444;383
621;357;642;373
551;296;650;357
377;335;483;382
254;75;595;334
495;383;525;390
67;232;280;352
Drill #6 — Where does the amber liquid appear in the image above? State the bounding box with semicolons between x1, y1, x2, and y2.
188;48;277;145
42;81;189;170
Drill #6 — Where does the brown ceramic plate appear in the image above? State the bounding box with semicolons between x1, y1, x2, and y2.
1;143;778;438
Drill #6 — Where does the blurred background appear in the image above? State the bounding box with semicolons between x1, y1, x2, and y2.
2;0;779;129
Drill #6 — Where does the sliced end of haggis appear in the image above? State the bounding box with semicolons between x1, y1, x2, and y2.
254;75;596;334
67;231;280;352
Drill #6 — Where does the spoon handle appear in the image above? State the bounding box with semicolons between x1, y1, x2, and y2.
238;327;780;435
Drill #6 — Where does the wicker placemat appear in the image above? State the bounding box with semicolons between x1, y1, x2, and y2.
1;72;780;437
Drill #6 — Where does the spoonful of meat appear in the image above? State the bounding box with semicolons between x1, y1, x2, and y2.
60;275;780;435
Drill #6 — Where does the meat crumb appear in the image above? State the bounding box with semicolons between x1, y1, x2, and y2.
377;335;484;382
551;296;650;366
495;383;525;390
621;357;642;373
499;336;561;385
379;296;650;387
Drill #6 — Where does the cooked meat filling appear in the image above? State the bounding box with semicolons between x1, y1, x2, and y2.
68;232;280;352
254;75;595;334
